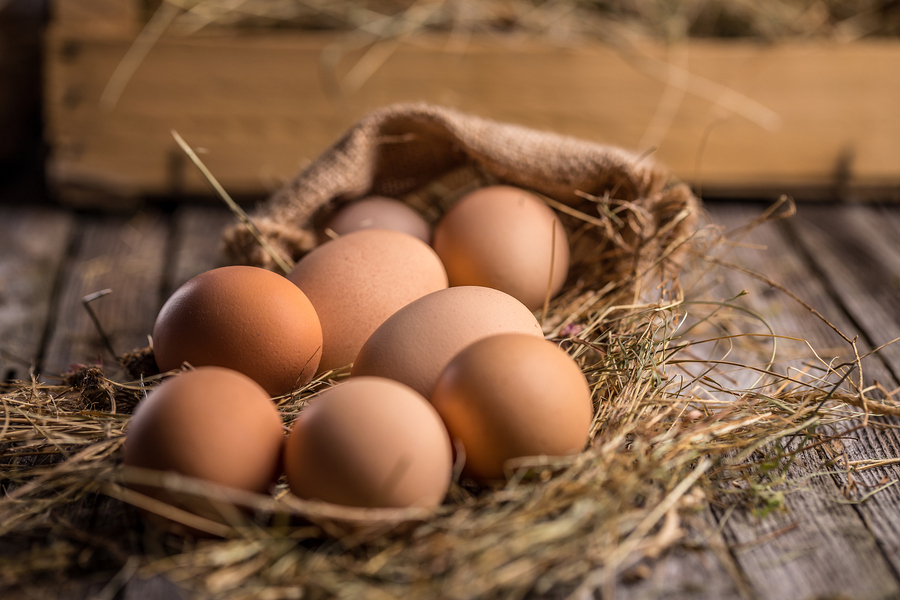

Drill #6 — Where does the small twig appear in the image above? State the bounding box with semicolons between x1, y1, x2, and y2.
540;219;558;328
82;289;119;360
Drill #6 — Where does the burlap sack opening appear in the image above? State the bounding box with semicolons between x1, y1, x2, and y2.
222;103;700;301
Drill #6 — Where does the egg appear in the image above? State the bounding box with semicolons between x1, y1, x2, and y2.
433;185;570;310
153;266;322;397
324;196;431;243
351;286;543;398
288;229;447;374
431;334;593;482
123;367;284;495
284;377;452;509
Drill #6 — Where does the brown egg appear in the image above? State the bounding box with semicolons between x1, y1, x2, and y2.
153;266;322;397
351;286;543;398
288;229;447;374
123;367;284;494
284;377;452;509
325;196;431;243
433;185;570;310
431;334;593;482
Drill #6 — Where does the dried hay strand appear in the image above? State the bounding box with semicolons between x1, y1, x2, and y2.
2;198;900;599
161;0;900;41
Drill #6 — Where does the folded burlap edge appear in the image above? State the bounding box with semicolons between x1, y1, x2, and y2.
222;102;699;291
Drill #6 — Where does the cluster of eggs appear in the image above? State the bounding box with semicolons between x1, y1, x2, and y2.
124;186;594;513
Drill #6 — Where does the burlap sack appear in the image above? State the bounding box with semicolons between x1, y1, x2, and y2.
223;103;699;299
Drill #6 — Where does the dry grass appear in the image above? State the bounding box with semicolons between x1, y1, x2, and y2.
2;194;899;598
162;0;900;41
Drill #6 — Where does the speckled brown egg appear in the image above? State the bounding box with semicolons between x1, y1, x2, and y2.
287;229;447;374
153;266;322;397
351;286;543;398
431;333;593;482
325;196;431;243
123;367;284;494
433;185;570;310
284;377;452;509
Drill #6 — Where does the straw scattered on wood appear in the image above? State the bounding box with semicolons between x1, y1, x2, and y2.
2;195;898;598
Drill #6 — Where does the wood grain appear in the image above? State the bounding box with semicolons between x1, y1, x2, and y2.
783;204;900;584
122;574;189;600
39;211;169;380
788;204;900;384
44;27;900;206
617;519;747;600
714;445;899;600
0;206;73;383
704;203;889;380
164;204;237;298
703;203;900;600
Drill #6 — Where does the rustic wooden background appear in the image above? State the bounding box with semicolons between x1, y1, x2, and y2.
3;1;900;598
42;2;900;206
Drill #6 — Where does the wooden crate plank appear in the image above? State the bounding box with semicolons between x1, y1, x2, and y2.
44;29;900;205
0;206;74;383
40;211;168;380
701;203;900;600
53;0;141;26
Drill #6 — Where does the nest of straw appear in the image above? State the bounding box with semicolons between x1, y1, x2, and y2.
2;194;899;599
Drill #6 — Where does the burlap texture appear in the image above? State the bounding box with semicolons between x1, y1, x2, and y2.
222;103;699;296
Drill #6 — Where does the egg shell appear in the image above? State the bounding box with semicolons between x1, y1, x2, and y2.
431;333;593;482
288;229;448;374
284;377;452;509
153;266;322;397
433;185;570;310
123;367;285;494
325;196;432;243
351;286;543;398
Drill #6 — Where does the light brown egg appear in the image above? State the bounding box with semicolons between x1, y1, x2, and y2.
123;367;284;494
351;286;543;398
153;266;322;397
433;185;570;310
431;334;593;483
284;377;452;509
288;229;448;374
325;196;431;243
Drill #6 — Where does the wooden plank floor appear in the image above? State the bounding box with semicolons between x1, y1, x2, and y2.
2;198;900;599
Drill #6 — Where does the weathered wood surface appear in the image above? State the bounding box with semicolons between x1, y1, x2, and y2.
4;200;900;599
44;27;900;206
0;206;73;383
788;204;900;384
617;512;747;600
786;205;900;584
164;204;237;298
39;212;168;380
692;203;900;600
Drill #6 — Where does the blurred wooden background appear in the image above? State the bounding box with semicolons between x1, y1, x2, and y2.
20;0;900;207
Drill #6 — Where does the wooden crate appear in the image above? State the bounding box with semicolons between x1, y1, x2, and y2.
45;10;900;206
